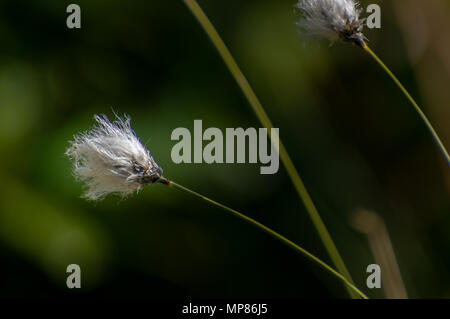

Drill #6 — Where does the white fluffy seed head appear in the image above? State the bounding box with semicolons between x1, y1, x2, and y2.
295;0;365;46
66;114;163;201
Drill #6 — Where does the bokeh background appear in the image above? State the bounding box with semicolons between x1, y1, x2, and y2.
0;0;449;299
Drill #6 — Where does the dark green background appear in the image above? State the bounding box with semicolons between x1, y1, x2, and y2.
0;0;449;298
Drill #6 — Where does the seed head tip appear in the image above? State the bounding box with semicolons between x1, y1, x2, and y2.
66;114;163;200
295;0;366;46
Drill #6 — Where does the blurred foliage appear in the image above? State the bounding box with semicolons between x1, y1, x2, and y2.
0;0;449;298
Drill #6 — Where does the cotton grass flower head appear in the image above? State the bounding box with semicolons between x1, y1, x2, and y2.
295;0;366;46
66;114;163;200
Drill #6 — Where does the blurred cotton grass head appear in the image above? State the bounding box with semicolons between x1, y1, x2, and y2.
66;114;163;200
295;0;365;46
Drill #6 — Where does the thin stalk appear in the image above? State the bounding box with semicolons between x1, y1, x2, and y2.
158;177;368;299
362;43;450;165
183;0;358;298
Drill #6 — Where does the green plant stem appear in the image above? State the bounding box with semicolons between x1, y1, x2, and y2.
362;43;450;165
159;177;368;299
183;0;358;298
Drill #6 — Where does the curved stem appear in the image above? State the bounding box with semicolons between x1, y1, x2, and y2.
159;177;368;299
362;43;450;165
183;0;357;298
